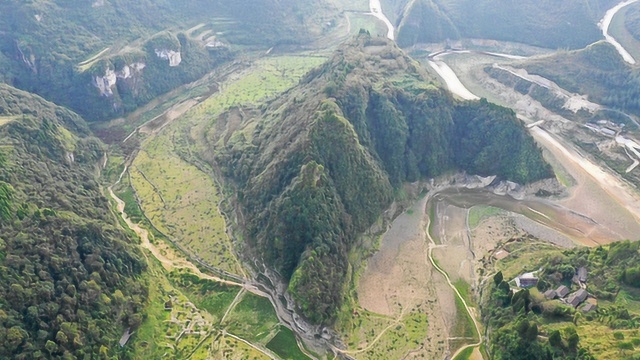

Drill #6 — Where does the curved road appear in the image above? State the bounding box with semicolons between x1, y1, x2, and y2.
370;0;395;40
599;0;640;65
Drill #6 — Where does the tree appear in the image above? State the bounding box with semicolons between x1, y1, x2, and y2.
494;271;504;285
6;327;25;351
45;340;57;356
565;327;579;351
549;330;562;348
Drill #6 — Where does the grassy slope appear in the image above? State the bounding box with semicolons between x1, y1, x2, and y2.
126;54;328;358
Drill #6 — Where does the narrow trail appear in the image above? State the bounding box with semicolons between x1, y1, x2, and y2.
424;194;483;360
108;166;243;287
332;308;407;356
221;289;246;324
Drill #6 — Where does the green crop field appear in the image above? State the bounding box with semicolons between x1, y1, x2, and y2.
224;293;280;344
266;326;311;360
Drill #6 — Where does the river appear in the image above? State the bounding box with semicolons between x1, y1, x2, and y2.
599;0;640;64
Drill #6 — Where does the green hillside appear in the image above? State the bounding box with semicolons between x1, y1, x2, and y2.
0;84;147;359
392;0;618;49
207;35;552;324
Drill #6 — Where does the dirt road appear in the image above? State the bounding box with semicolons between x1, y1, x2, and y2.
370;0;395;40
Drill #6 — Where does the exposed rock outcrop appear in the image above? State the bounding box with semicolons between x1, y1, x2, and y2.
155;49;182;66
116;62;146;80
93;62;146;97
93;68;117;97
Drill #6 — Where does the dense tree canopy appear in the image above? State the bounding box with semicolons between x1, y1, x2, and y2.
0;84;147;359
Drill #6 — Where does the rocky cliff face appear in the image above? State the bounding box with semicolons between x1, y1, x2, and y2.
93;69;117;97
154;49;182;67
93;62;146;97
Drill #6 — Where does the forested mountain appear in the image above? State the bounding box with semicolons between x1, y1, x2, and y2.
0;0;337;121
0;84;147;359
208;35;553;324
382;0;618;49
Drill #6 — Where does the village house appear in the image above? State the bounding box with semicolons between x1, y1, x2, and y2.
544;289;557;300
515;272;539;288
566;289;589;308
556;285;570;298
578;267;588;283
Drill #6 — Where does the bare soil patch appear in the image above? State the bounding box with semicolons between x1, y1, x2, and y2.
357;195;452;358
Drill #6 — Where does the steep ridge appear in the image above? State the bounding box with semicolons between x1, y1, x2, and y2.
393;0;619;49
0;84;147;358
207;35;553;324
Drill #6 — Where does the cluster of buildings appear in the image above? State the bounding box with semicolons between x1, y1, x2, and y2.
515;266;597;313
544;287;596;312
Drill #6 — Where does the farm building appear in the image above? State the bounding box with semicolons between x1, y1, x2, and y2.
515;272;539;288
556;285;570;298
566;289;588;308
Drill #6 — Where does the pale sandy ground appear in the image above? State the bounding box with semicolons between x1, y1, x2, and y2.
432;203;474;285
532;128;640;242
358;196;452;358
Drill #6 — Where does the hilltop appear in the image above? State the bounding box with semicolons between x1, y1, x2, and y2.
205;35;553;324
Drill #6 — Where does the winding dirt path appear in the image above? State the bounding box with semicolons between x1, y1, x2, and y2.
424;195;483;360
